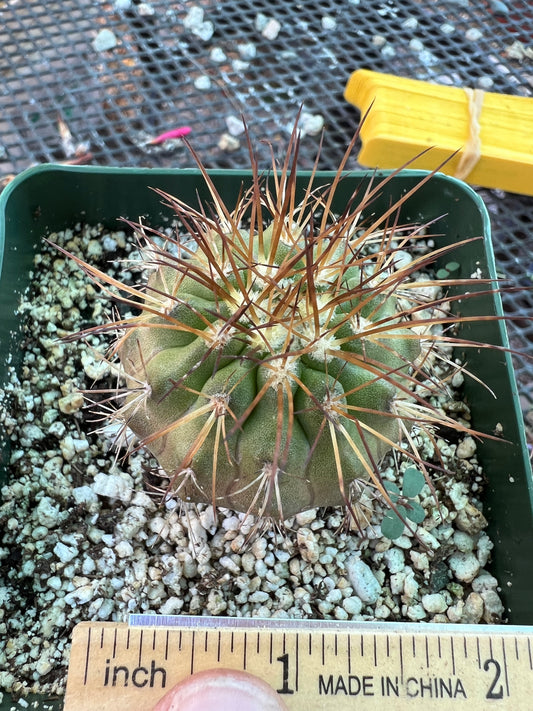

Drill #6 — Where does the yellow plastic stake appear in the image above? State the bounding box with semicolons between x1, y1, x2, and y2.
344;69;533;196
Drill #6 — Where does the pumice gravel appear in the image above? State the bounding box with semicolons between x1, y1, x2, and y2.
0;222;505;702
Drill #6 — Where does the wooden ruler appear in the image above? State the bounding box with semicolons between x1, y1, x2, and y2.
64;615;533;710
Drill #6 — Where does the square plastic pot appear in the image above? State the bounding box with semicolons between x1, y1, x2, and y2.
0;165;532;707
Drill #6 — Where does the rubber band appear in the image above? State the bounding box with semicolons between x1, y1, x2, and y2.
454;88;484;181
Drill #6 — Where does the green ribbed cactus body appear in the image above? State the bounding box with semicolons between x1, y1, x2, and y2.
118;221;421;520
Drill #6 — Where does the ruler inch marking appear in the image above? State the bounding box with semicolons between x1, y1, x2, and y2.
83;625;91;686
450;636;456;676
190;630;196;676
138;629;143;667
243;632;247;670
399;635;404;685
295;632;299;692
502;637;510;697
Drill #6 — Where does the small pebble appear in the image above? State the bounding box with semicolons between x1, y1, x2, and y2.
462;592;484;623
297;528;320;563
93;29;117;52
478;76;494;89
237;42;256;60
472;571;499;593
103;235;118;252
232;59;249;73
342;596;363;615
297;112;324;136
345;556;382;604
295;509;317;526
183;6;214;42
194;75;211;91
92;472;133;502
421;593;447;614
488;0;509;14
58;392;84;414
481;590;505;623
321;16;336;31
137;2;154;16
65;584;95;606
261;18;281;40
254;13;268;32
381;45;396;59
453;530;474;553
21;423;44;443
218;133;240;152
466;28;483;42
53;541;79;564
225;115;246;137
402;17;418;30
456;436;477;459
455;503;487;535
448;551;481;583
35;497;61;528
383;548;404;573
393;250;413;270
210;47;226;63
409;39;424;52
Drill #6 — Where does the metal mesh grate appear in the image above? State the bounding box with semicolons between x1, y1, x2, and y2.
1;0;532;436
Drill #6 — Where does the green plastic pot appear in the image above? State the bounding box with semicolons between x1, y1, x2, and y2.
0;165;532;706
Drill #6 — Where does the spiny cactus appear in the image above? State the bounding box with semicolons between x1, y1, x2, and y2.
56;126;506;525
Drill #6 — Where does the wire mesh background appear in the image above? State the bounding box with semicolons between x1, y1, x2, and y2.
1;0;532;438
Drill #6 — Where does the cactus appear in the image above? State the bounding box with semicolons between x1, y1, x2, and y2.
56;126;507;525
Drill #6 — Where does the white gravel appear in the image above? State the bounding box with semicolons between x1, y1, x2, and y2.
0;222;506;702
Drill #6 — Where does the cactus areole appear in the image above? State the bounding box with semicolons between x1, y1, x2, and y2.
60;130;487;523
